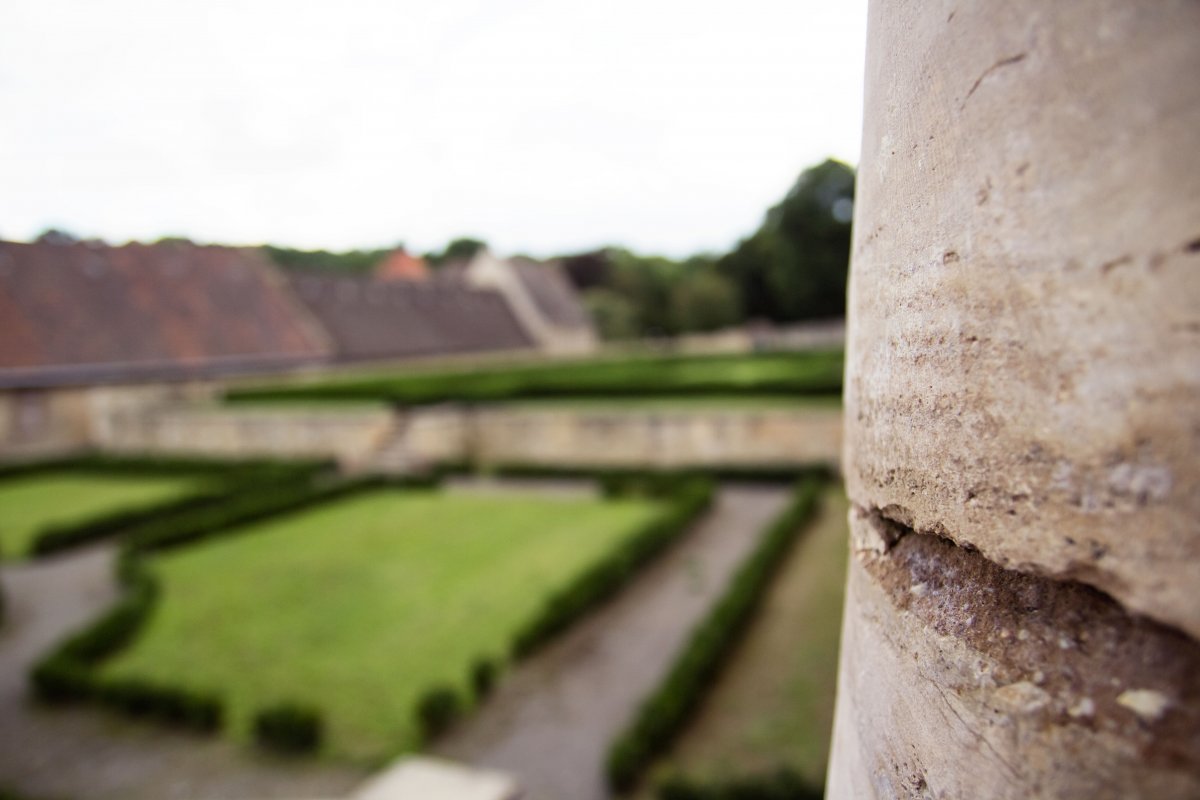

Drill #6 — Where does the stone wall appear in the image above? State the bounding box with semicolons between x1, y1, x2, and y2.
0;388;92;458
828;1;1200;797
461;406;841;469
95;404;395;466
75;401;842;472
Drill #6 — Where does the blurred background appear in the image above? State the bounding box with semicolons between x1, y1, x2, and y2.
0;2;866;799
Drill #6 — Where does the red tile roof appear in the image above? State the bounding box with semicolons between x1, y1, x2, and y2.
0;241;330;386
376;250;430;282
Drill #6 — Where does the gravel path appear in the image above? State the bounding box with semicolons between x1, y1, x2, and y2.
0;546;367;800
430;484;791;800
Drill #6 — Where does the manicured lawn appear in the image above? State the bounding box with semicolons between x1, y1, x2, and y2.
0;473;210;559
224;350;844;406
101;488;671;763
641;489;849;792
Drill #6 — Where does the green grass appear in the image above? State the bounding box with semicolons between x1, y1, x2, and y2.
0;473;210;560
642;489;849;792
224;350;844;406
101;488;671;763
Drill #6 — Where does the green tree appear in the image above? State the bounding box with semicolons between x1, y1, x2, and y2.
584;288;641;340
261;245;394;275
426;237;487;267
718;159;855;322
668;269;741;333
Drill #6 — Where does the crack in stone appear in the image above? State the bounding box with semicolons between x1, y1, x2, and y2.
961;53;1028;109
851;503;1200;772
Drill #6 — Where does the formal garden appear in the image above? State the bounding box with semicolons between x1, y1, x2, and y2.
2;443;845;800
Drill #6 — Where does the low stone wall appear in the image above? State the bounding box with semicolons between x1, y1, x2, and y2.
0;388;92;459
78;401;842;472
459;406;842;469
95;406;395;465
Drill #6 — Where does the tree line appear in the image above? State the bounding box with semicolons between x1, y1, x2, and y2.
575;159;854;339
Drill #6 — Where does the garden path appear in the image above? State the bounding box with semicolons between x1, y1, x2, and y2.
430;484;791;800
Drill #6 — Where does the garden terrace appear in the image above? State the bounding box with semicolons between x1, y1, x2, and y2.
88;484;702;763
223;349;844;407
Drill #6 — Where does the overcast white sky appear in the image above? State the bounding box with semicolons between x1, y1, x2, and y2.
0;0;866;258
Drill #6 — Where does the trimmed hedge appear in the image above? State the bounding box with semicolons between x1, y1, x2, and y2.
254;703;324;754
511;476;714;658
0;454;331;484
436;461;833;488
226;350;844;407
29;473;431;735
416;685;463;741
7;454;335;558
606;477;825;792
471;657;498;700
657;769;823;800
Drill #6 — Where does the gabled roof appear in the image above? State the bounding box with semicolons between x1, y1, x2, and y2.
0;241;329;387
509;256;592;329
286;272;534;362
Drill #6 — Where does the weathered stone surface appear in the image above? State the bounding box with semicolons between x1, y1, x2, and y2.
828;512;1200;799
844;0;1200;636
470;406;842;469
97;404;395;465
82;399;842;471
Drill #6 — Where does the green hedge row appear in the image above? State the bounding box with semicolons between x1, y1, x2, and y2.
0;453;331;484
30;558;223;732
436;461;833;488
511;476;714;659
657;768;823;800
385;471;712;751
404;474;714;750
6;455;335;558
254;703;324;754
606;477;825;792
226;350;844;406
30;474;429;740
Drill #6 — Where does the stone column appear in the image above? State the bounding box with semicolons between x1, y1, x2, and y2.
828;2;1200;798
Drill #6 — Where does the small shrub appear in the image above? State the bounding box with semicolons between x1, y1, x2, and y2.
96;678;222;732
416;685;462;740
471;657;497;699
254;703;323;754
656;769;823;800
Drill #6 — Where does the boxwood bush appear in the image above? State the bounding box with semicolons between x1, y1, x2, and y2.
254;703;324;754
606;477;825;791
656;769;823;800
471;657;498;700
416;685;463;740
